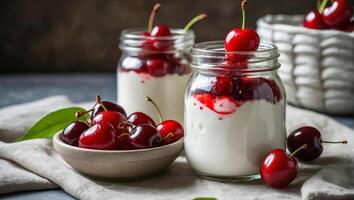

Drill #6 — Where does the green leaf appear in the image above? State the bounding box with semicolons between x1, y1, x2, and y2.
193;198;217;200
18;107;88;141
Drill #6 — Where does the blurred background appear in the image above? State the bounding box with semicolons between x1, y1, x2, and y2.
1;0;344;74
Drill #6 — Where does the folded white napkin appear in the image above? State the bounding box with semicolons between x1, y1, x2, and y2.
0;96;353;200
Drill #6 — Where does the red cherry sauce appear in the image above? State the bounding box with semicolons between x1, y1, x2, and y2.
191;75;282;116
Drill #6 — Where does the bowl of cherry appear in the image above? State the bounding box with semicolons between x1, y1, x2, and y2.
53;95;184;181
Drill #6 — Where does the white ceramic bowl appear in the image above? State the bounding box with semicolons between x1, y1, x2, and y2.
53;132;184;181
257;15;354;115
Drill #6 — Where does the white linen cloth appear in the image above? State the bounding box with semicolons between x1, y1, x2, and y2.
0;96;353;200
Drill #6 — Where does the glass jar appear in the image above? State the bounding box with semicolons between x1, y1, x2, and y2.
184;41;286;182
118;29;195;124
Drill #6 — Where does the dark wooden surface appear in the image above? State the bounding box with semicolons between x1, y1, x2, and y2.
2;0;353;73
0;74;353;199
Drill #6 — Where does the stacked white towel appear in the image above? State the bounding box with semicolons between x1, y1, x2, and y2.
257;15;354;115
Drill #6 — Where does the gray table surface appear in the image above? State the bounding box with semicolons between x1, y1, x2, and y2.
0;73;353;200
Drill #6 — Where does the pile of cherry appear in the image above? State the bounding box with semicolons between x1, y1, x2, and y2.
60;95;184;150
303;0;353;32
260;126;347;188
121;4;206;77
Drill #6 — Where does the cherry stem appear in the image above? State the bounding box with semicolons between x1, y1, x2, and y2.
75;111;90;126
119;121;135;128
321;140;347;144
148;3;161;33
289;144;308;158
317;0;322;9
319;0;329;14
157;132;174;143
183;13;207;32
96;95;108;111
145;96;163;123
241;0;248;30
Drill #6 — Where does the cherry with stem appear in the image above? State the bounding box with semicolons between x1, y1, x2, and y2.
146;96;184;145
183;13;207;32
224;0;260;63
147;4;161;33
287;126;347;162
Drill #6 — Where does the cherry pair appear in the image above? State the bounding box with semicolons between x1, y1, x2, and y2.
260;126;347;188
303;0;353;32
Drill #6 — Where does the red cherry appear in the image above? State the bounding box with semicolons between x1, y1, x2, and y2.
129;124;160;149
127;112;156;127
212;76;233;96
146;58;169;77
225;28;260;52
150;24;173;51
322;0;353;27
225;28;259;63
145;96;184;146
224;1;260;63
260;149;298;188
303;10;328;29
92;101;127;118
287;126;347;162
156;120;184;145
91;111;129;135
60;121;89;146
79;122;118;150
151;24;171;37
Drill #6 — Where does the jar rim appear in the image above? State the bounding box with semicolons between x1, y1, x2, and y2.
119;28;195;53
120;28;195;41
192;41;278;56
191;41;280;73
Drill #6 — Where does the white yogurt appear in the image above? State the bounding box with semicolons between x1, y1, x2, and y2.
118;71;190;124
184;97;286;177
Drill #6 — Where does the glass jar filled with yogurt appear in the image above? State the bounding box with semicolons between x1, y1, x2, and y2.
118;29;195;124
185;41;286;181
